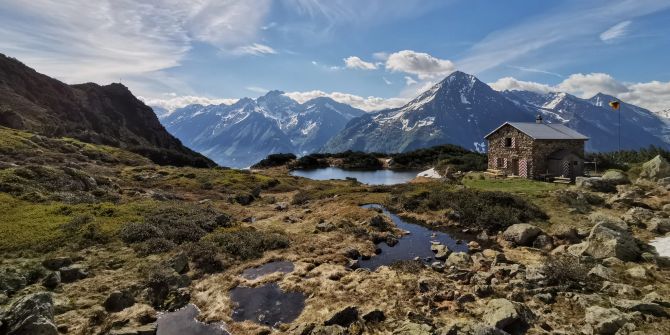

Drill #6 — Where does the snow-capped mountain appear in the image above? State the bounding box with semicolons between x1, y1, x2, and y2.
157;91;364;167
323;71;669;154
322;71;532;153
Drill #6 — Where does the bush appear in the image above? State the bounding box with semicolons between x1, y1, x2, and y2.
119;222;164;244
543;255;595;289
185;241;224;273
390;144;487;171
133;238;176;255
291;191;312;205
251;153;297;168
204;227;289;260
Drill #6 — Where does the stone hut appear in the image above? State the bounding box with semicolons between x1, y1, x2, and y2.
484;116;589;180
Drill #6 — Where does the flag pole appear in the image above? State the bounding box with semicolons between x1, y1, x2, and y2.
618;102;621;152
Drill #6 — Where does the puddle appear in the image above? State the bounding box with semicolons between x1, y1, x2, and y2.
230;283;305;327
359;204;471;270
157;304;229;335
241;261;294;280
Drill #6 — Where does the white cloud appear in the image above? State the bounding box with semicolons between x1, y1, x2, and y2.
404;76;418;86
0;0;272;93
507;65;562;78
343;56;377;70
140;95;238;112
284;90;408;111
385;50;456;80
556;73;628;98
600;21;631;42
620;81;670;112
373;52;389;61
488;77;553;94
382;77;393;85
232;43;278;55
246;86;270;94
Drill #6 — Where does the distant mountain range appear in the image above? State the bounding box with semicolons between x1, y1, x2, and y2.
154;71;670;168
158;91;364;167
0;53;214;167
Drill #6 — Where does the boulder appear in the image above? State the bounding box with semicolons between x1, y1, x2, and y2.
582;222;641;261
584;306;628;335
59;264;88;283
625;266;647;279
311;325;347;335
362;309;385;323
532;235;554;250
601;170;629;185
446;252;473;268
3;292;58;335
502;224;542;246
576;177;616;193
587;265;613;280
621;207;655;227
431;244;450;260
647;218;670;234
482;298;534;331
169;253;189;274
41;257;73;271
392;321;433;335
638;155;670;181
41;272;61;290
0;270;27;295
323;306;358;327
104;290;135;312
611;298;668;317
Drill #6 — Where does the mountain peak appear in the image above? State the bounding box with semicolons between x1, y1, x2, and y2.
262;90;286;97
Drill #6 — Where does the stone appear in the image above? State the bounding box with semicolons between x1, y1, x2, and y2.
551;225;578;242
584;306;628;335
41;257;73;271
445;252;472;268
532;234;554;250
587;265;613;280
467;241;481;252
3;292;58;335
324;306;358;327
534;293;554;304
59;264;88;283
343;248;361;260
104;290;135;312
0;270;27;295
385;235;399;247
643;292;670;307
347;259;360;270
611;298;668;317
41;272;61;290
431;244;450;260
601;281;640;298
456;293;476;304
437;321;508;335
625;266;647;279
275;202;289;211
582;222;641;261
647;218;670;234
315;222;335;232
290;323;317;335
601;169;629;185
392;321;433;335
638;155;670;181
502;224;542;246
362;309;385;323
576;177;617;193
311;325;347;335
163;288;190;311
621;207;655;227
482;298;533;331
169;253;189;274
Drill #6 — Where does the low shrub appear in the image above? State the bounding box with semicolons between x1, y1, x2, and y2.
185;241;225;273
291;192;312;205
204;227;289;260
134;238;177;255
251;153;297;168
543;254;595;288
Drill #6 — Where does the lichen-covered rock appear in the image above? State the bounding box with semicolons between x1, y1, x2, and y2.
41;272;61;290
601;169;629;185
584;306;629;334
576;177;617;193
59;264;88;283
582;222;641;261
481;298;534;331
3;292;58;335
445;252;472;268
502;224;542;246
392;321;433;335
621;207;655;227
638;155;670;181
647;218;670;234
104;290;136;312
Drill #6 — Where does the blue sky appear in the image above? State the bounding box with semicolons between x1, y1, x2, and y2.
1;0;670;112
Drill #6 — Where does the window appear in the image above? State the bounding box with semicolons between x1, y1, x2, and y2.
504;137;513;147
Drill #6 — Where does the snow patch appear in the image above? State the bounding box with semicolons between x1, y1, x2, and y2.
460;93;470;104
417;167;442;179
650;234;670;257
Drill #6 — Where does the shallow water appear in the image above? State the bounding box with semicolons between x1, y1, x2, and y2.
230;283;305;327
157;304;229;335
241;261;294;280
359;204;470;270
290;167;420;185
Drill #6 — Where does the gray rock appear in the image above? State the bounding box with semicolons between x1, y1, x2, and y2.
643;292;670;307
532;234;554;250
59;264;88;283
315;222;335;232
3;292;58;335
274;202;289;211
587;265;613;280
638;155;670;181
625;266;647;279
647;218;670;234
601;281;640;298
621;207;654;227
41;272;61;290
431;262;445;273
323;306;358;327
576;177;617;193
169;253;189;274
393;321;433;335
601;170;629;185
446;252;472;268
584;306;628;335
431;244;451;260
104;290;135;312
502;223;542;246
482;298;533;331
0;270;27;295
582;222;641;261
41;257;73;271
311;325;347;335
362;309;385;323
437;321;509;335
611;298;668;317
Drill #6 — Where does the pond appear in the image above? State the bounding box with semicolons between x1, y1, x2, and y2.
359;204;471;270
230;283;305;328
290;167;421;185
157;304;229;335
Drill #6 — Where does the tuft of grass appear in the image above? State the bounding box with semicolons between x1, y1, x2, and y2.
462;176;566;195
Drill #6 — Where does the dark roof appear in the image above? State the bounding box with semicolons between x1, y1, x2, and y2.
485;122;589;140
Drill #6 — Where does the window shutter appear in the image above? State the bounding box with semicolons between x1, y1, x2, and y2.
511;137;516;148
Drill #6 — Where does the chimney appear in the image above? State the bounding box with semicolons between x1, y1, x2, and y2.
535;114;543;124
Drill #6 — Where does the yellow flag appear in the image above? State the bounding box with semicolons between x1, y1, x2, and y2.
609;101;620;110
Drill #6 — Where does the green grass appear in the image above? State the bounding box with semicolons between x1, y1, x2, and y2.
0;193;153;253
462;176;566;195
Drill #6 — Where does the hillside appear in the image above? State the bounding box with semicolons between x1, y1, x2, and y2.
0;53;215;168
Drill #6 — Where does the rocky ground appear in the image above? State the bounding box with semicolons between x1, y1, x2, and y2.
1;127;669;335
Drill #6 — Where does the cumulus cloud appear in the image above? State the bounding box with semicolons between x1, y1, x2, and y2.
620;81;670;112
600;21;631;42
556;73;628;98
343;56;377;70
284;90;408;111
404;76;418;86
140;95;239;113
488;77;553;94
385;50;456;80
